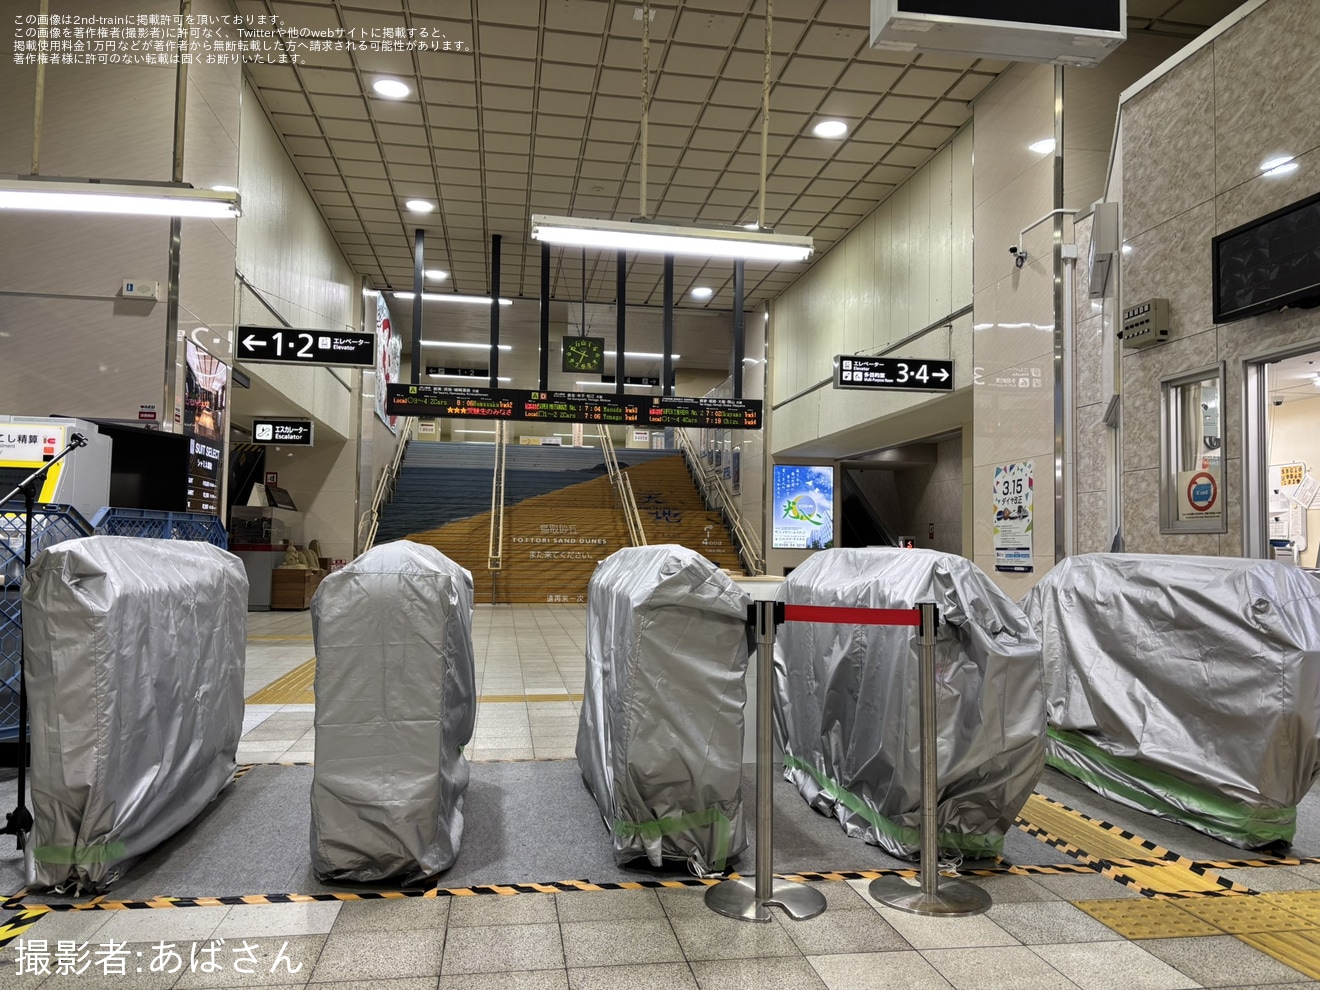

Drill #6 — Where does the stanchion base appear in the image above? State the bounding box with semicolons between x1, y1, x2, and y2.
867;875;991;916
704;876;828;923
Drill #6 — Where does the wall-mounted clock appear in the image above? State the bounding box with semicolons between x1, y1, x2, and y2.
561;336;606;374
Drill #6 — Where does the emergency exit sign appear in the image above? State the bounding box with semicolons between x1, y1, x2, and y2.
833;355;954;392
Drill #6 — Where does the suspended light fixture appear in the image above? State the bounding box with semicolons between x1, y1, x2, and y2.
531;215;812;262
391;291;512;305
528;0;810;263
0;177;240;218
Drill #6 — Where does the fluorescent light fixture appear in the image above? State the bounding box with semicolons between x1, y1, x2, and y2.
0;178;240;217
1262;157;1298;177
422;340;513;351
575;381;658;390
210;184;239;193
812;119;848;139
603;350;681;359
391;291;513;305
530;214;812;262
691;286;714;299
405;199;435;213
428;373;512;382
372;78;411;99
1029;138;1056;155
424;269;448;280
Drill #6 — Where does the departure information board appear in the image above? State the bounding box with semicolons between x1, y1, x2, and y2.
387;383;762;430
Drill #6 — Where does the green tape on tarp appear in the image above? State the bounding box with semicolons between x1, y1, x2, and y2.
614;806;733;872
1046;726;1295;847
32;843;127;865
782;754;1004;857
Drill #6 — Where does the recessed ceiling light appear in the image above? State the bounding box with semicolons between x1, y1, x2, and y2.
372;78;410;99
424;269;448;280
812;120;848;139
691;286;713;299
405;199;435;213
210;184;238;193
1029;138;1056;155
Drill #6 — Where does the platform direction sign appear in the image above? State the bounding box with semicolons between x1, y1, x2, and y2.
834;355;954;392
236;326;374;368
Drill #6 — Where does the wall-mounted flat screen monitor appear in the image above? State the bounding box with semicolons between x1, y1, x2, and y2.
772;465;834;551
1213;189;1320;324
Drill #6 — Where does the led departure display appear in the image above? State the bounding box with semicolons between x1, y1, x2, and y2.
387;383;762;430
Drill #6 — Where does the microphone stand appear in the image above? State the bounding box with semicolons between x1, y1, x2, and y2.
1;431;88;850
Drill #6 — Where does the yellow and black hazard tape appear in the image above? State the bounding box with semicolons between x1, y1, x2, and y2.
0;908;45;949
1015;794;1255;899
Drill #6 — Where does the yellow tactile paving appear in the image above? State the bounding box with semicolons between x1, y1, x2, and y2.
1260;891;1320;925
1177;895;1318;934
1017;795;1234;894
245;658;317;704
1239;930;1320;980
1073;898;1220;939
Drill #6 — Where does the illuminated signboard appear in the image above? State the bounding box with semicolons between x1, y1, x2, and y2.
386;384;762;430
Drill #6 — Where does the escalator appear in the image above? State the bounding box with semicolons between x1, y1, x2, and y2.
840;469;898;548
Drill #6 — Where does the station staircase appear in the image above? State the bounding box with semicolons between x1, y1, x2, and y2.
373;441;743;603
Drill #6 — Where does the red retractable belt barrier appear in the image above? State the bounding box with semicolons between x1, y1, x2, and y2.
781;604;921;627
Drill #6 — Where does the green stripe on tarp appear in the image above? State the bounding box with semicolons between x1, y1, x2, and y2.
782;754;1004;857
1046;727;1295;847
614;807;733;873
32;843;128;865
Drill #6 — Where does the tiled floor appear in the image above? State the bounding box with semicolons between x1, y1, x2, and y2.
6;604;1320;988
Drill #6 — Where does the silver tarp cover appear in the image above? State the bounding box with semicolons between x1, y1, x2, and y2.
774;548;1045;860
310;541;476;884
23;536;247;891
1022;553;1320;848
577;545;751;873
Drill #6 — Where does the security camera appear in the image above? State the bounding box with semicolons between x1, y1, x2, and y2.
1271;395;1284;407
1008;245;1027;268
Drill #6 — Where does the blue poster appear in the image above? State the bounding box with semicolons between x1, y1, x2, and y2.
772;465;834;550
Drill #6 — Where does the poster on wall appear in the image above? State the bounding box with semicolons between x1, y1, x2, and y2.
772;465;834;550
732;447;741;496
992;460;1034;573
184;340;228;442
373;294;401;433
1178;468;1223;524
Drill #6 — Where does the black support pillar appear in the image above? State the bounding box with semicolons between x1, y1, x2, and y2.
733;258;745;399
539;242;550;391
411;228;424;385
615;250;626;396
489;233;502;388
663;255;674;397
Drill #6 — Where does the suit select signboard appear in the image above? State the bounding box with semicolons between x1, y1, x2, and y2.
252;419;314;445
833;355;954;391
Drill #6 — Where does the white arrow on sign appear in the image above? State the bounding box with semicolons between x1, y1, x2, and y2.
932;368;950;381
242;335;267;349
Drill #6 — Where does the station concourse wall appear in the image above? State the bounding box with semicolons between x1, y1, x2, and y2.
1111;0;1320;558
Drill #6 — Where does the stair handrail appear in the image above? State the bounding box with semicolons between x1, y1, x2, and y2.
488;420;507;572
597;425;647;547
357;416;415;553
675;427;764;574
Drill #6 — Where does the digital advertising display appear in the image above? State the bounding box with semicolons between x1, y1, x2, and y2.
772;465;834;550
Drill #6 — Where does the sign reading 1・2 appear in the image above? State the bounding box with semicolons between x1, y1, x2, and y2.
236;326;375;368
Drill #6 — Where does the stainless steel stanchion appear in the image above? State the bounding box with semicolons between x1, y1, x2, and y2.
869;603;991;916
705;598;826;922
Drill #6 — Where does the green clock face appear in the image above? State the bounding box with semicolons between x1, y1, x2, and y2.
562;336;605;374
